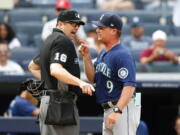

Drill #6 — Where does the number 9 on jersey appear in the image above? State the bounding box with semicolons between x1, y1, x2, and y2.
106;80;113;93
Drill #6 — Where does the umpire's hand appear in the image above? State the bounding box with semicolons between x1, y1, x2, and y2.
79;81;95;96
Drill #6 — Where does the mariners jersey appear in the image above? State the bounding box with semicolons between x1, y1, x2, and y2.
94;44;136;103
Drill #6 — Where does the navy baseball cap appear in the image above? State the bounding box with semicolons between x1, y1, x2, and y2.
131;16;143;28
58;9;85;25
92;12;123;31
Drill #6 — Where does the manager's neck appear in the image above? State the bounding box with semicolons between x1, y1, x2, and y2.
105;38;120;51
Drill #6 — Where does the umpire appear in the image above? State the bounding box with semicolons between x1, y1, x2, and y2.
28;9;94;135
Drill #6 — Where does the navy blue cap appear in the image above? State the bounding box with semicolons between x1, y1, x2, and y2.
58;9;85;25
131;16;143;28
92;12;123;31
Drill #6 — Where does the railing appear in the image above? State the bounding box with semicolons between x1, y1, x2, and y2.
0;117;103;133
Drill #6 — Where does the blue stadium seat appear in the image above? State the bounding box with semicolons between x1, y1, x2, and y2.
145;62;180;72
71;0;95;9
167;37;180;49
136;121;149;135
143;24;170;36
124;11;161;24
33;34;43;48
31;0;56;7
10;47;38;71
13;21;43;38
13;22;43;46
43;9;56;21
16;33;29;47
0;11;4;22
8;9;43;23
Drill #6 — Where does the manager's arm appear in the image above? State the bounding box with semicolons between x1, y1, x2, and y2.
79;45;95;83
116;86;135;111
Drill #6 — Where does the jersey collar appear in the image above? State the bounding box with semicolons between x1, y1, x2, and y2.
53;28;65;35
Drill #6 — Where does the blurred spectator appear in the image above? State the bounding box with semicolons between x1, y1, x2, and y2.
41;0;86;41
172;0;180;35
145;0;175;11
175;116;180;135
122;17;152;61
136;121;149;135
5;90;39;117
0;23;21;49
13;0;33;8
140;30;179;64
4;84;40;135
97;0;134;10
0;40;24;75
86;25;104;54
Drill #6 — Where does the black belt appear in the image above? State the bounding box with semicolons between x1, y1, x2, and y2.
41;90;76;100
101;100;118;110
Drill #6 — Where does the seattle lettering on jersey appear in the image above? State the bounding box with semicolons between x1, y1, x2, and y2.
95;62;111;78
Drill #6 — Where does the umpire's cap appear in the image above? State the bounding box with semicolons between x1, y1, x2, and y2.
58;9;85;25
92;12;123;31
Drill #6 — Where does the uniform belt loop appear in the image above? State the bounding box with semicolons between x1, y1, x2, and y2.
107;101;114;108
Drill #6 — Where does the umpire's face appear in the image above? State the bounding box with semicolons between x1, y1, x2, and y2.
58;21;81;40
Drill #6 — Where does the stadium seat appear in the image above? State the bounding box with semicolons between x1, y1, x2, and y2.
143;24;170;36
31;0;56;7
16;33;29;46
136;62;147;72
71;0;95;9
125;11;161;24
8;9;43;23
136;121;149;135
167;37;180;49
33;34;43;48
0;11;4;22
43;9;56;21
13;22;43;43
144;62;180;72
10;47;38;71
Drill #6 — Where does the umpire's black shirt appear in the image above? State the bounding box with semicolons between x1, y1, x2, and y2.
34;28;81;95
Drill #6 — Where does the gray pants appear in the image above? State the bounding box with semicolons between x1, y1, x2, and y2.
103;98;141;135
39;96;80;135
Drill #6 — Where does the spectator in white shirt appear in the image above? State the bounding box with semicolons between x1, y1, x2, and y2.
0;40;24;75
41;0;86;41
0;23;21;49
173;0;180;35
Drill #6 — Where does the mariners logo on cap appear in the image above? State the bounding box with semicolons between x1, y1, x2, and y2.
110;23;114;26
75;13;80;19
118;68;128;79
100;14;104;21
